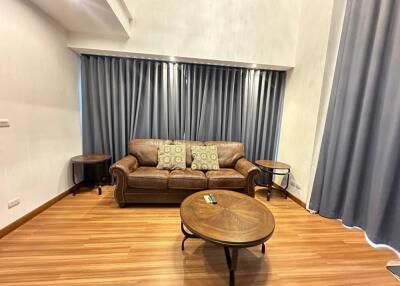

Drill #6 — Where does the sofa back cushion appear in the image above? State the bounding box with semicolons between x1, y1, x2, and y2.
128;139;172;166
173;140;204;166
205;141;244;168
128;139;244;168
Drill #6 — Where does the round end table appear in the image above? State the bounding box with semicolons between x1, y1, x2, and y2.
255;160;290;201
71;154;112;196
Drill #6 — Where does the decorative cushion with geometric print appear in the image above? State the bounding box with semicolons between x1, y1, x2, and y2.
156;144;186;170
191;145;220;171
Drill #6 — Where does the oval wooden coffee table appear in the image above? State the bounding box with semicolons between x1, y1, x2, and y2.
180;190;275;285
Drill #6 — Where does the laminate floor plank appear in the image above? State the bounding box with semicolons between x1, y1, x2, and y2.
0;186;397;285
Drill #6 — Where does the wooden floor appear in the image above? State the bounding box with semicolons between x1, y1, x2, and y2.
0;187;398;286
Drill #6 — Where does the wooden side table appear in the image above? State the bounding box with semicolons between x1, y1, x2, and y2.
255;160;290;201
71;154;112;196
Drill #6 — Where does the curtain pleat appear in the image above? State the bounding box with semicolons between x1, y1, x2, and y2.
82;56;285;163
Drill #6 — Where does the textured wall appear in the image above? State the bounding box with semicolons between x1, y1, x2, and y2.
278;0;345;203
69;0;301;69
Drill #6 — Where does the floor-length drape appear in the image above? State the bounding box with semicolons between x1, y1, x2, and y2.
82;55;285;164
309;0;400;251
82;56;182;160
182;64;285;162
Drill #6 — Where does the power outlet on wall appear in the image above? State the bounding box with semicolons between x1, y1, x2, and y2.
8;198;20;209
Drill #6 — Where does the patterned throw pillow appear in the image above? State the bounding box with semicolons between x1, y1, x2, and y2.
191;145;220;171
157;144;186;170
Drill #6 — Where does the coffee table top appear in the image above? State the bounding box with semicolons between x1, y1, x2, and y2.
180;190;275;247
255;160;290;170
71;154;111;164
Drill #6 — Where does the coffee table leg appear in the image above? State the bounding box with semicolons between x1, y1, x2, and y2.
261;243;265;254
224;247;238;286
180;222;198;250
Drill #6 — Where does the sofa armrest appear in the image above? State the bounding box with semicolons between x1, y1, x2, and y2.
235;158;261;197
109;155;138;207
110;155;138;175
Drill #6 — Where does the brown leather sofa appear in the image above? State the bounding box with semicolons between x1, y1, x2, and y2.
110;139;261;207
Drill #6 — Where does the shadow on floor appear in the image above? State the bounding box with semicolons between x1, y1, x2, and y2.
181;241;270;285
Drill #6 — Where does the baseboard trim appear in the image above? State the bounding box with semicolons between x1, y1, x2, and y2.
286;191;307;209
0;187;72;239
268;182;307;209
258;182;307;209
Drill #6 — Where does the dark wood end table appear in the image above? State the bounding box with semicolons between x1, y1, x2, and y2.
71;154;112;196
180;190;275;285
255;160;291;201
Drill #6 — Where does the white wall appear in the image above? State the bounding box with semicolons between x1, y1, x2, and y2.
278;0;346;202
68;0;301;70
0;0;81;228
307;0;347;204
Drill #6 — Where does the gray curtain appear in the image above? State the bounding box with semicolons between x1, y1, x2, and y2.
309;0;400;251
182;64;285;161
82;55;285;163
82;56;183;160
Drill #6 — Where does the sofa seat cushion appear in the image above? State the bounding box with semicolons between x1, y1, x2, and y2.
168;169;207;190
128;167;169;190
206;168;246;189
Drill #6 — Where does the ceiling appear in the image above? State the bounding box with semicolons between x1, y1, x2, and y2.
31;0;131;37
